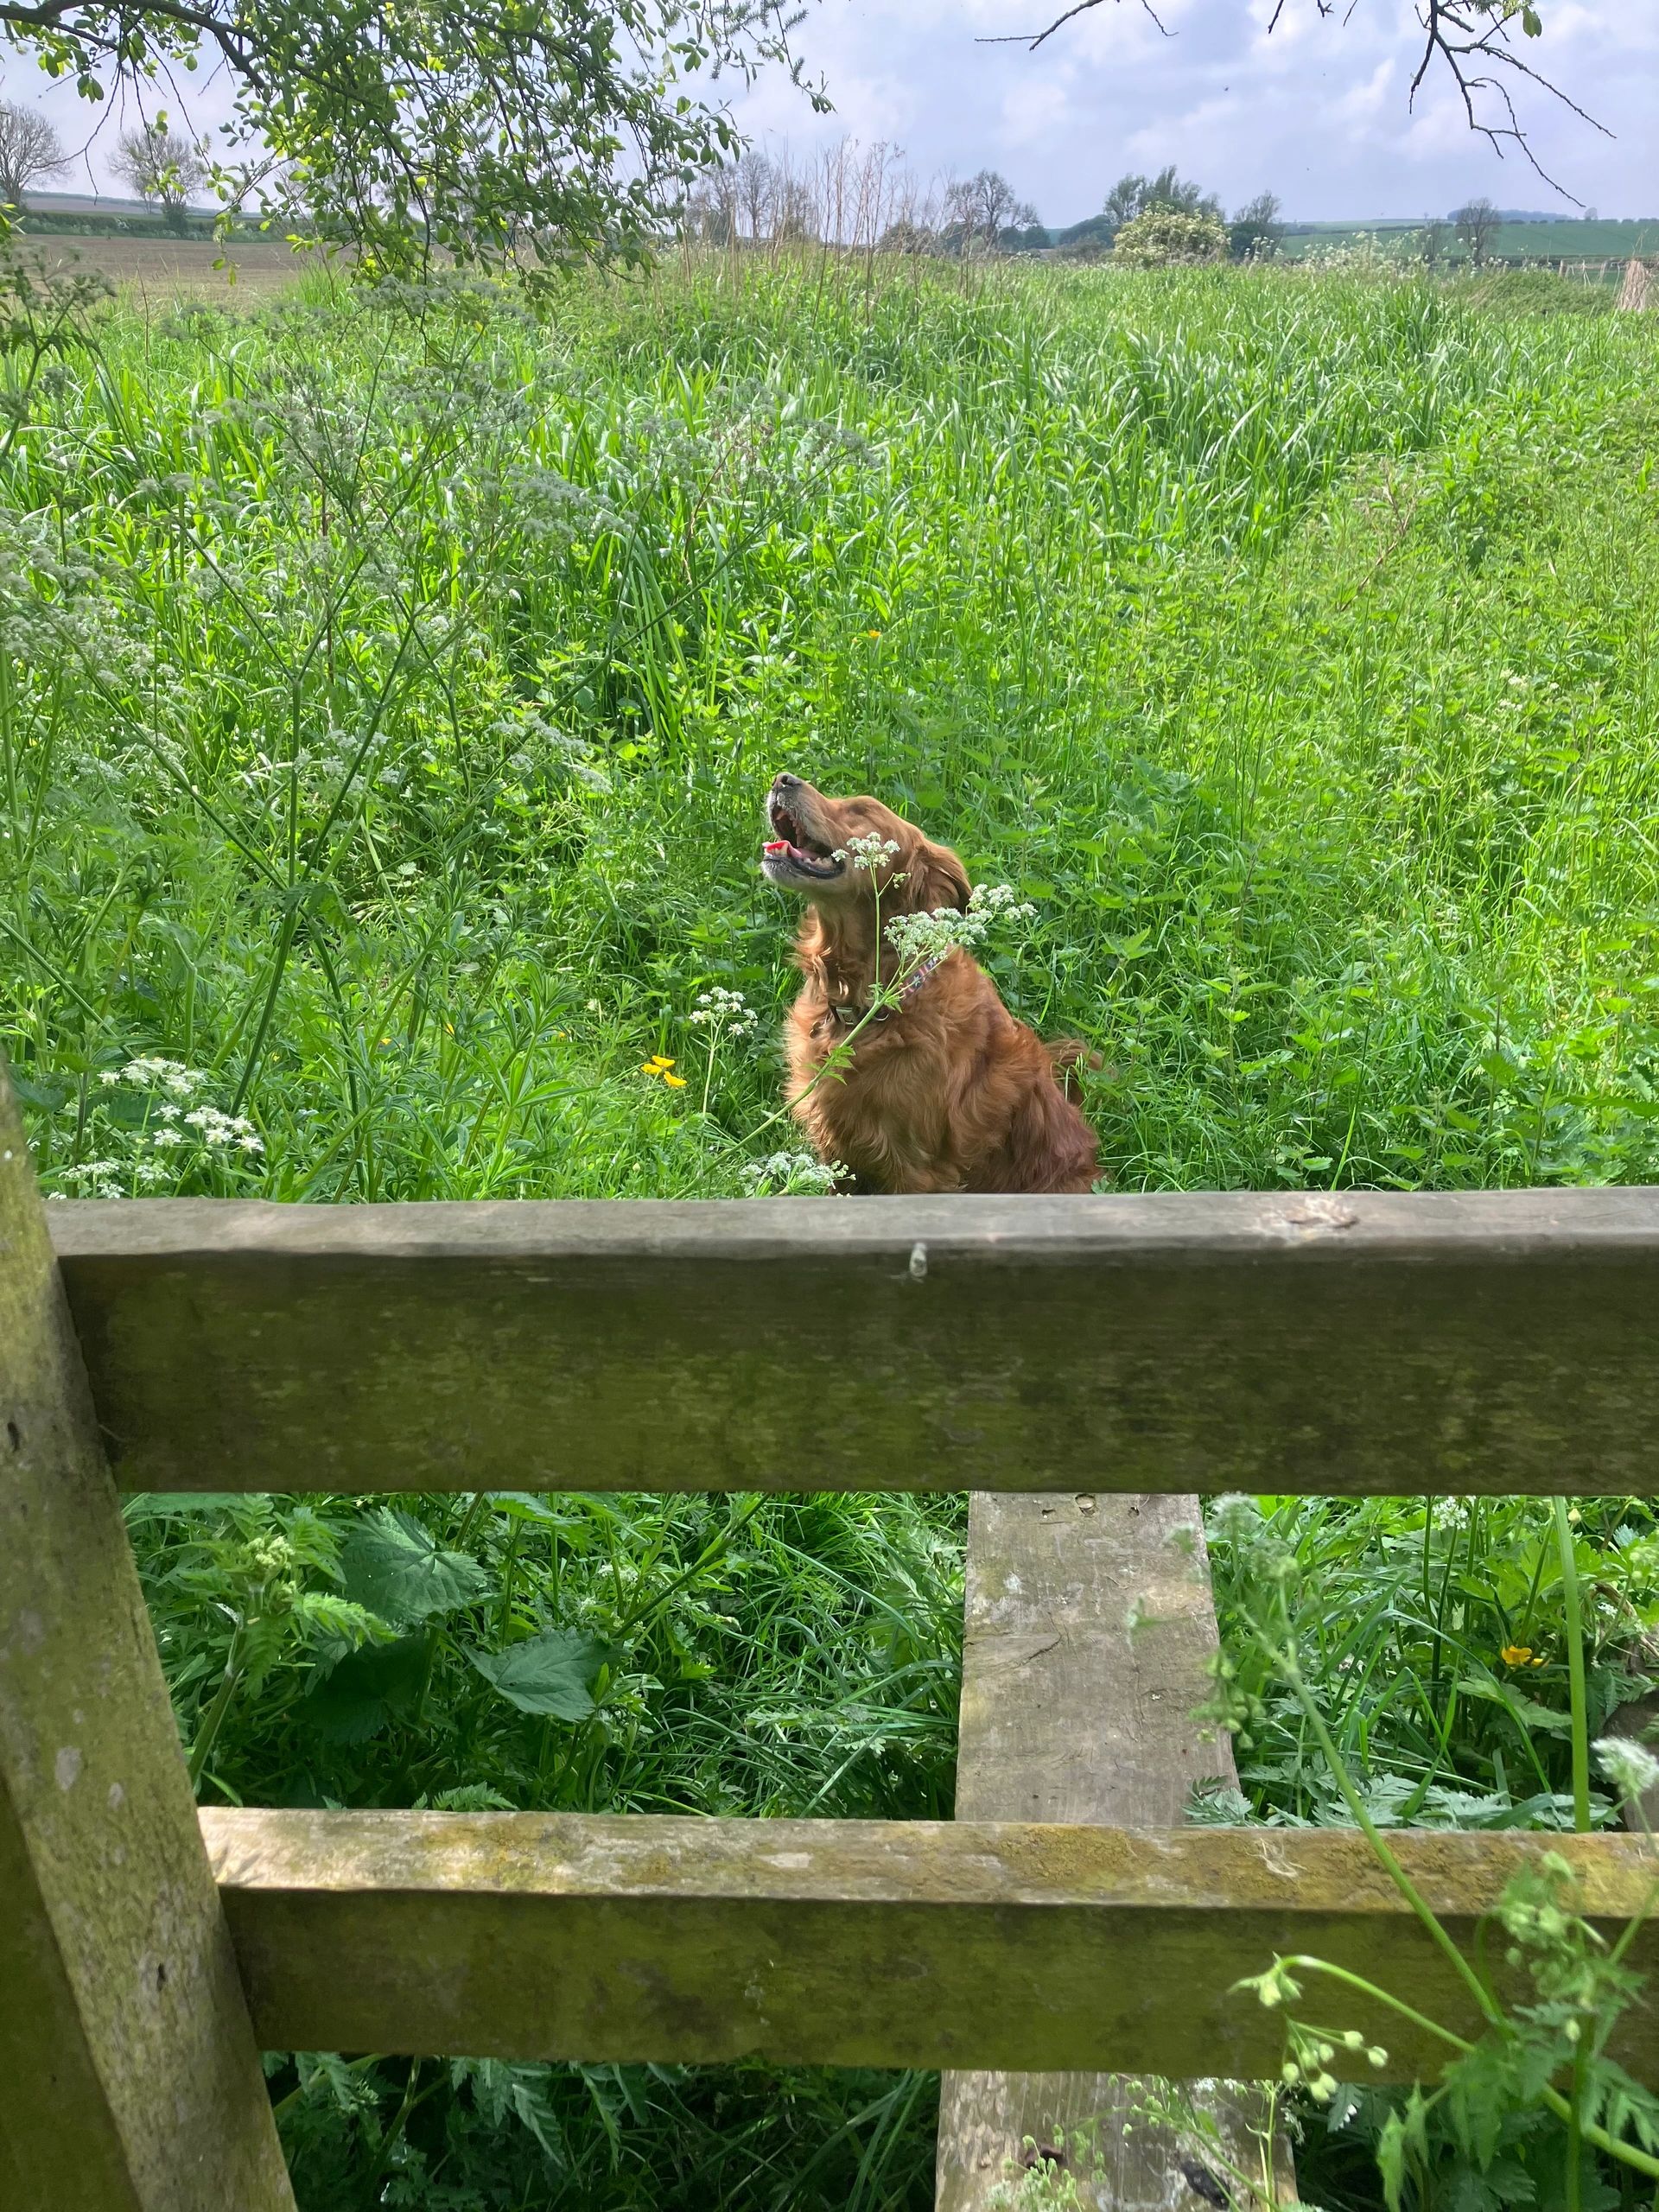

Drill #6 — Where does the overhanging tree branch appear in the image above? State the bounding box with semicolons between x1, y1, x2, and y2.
976;0;1610;192
0;0;828;271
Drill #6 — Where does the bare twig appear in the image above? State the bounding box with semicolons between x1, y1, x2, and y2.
977;0;1167;49
977;0;1610;189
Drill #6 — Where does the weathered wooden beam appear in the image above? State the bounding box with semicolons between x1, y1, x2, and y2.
937;1494;1294;2210
204;1807;1659;2082
0;1074;295;2210
48;1187;1659;1495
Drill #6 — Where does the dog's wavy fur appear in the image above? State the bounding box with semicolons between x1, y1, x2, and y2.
762;775;1099;1194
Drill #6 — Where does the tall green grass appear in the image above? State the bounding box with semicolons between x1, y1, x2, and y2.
5;257;1659;2207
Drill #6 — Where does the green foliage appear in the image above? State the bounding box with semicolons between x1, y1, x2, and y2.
1102;166;1223;227
1112;208;1230;269
467;1627;609;1719
1214;1499;1659;2209
1203;1494;1659;1834
3;0;823;270
4;255;1659;2204
124;1481;959;2202
1230;192;1284;263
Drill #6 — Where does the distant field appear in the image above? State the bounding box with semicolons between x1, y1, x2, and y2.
1281;216;1659;263
20;233;315;296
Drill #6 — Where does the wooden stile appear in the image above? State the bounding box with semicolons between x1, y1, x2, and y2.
200;1805;1659;2081
0;1077;294;2210
936;1494;1291;2211
49;1188;1659;1497
11;1131;1659;2195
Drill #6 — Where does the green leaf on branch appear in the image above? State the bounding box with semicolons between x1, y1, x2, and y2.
340;1507;488;1626
1456;1675;1573;1735
467;1629;608;1719
303;1633;431;1744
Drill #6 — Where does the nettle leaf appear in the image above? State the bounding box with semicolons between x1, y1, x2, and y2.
5;1071;70;1110
467;1630;607;1720
488;1491;617;1542
340;1508;488;1627
302;1634;430;1744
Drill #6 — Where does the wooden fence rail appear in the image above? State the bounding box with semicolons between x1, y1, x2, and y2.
9;1088;1659;2208
48;1187;1659;1495
205;1808;1659;2082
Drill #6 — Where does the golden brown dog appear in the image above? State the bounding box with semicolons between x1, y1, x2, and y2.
761;772;1099;1194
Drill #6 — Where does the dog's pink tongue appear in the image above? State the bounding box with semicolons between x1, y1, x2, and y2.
764;839;790;855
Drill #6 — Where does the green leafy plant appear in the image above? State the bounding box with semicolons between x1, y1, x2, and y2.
1111;209;1231;269
1211;1497;1659;2210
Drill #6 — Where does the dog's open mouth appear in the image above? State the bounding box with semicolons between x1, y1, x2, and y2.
762;795;844;882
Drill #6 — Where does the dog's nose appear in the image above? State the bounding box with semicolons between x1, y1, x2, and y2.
772;772;800;792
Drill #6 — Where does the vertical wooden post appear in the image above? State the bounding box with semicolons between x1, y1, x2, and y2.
936;1492;1293;2211
0;1067;295;2210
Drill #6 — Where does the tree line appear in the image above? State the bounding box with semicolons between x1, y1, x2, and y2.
0;102;208;232
682;152;1289;263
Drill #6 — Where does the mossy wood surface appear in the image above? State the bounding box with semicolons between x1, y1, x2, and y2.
937;1493;1293;2210
50;1187;1659;1496
0;1078;294;2210
204;1807;1659;2082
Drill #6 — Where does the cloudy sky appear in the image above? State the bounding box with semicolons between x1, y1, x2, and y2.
724;0;1656;226
9;0;1655;228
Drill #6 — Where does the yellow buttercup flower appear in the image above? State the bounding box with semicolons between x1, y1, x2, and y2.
662;1071;687;1088
1501;1645;1544;1669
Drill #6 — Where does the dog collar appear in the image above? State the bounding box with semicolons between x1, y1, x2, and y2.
830;953;944;1025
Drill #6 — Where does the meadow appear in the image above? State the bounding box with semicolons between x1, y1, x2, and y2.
4;254;1659;2208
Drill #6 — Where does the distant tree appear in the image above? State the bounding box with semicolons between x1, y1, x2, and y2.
686;166;740;245
1102;167;1220;237
0;100;65;212
878;218;938;256
773;174;817;241
736;149;777;241
1453;194;1501;264
113;124;207;235
687;150;817;245
1229;191;1283;260
1102;172;1150;227
1418;217;1449;267
1112;207;1229;269
944;169;1034;255
1053;212;1115;257
999;213;1048;253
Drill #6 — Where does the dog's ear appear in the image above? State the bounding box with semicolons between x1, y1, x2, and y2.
912;840;970;914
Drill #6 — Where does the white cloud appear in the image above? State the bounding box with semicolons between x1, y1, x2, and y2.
998;72;1076;149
